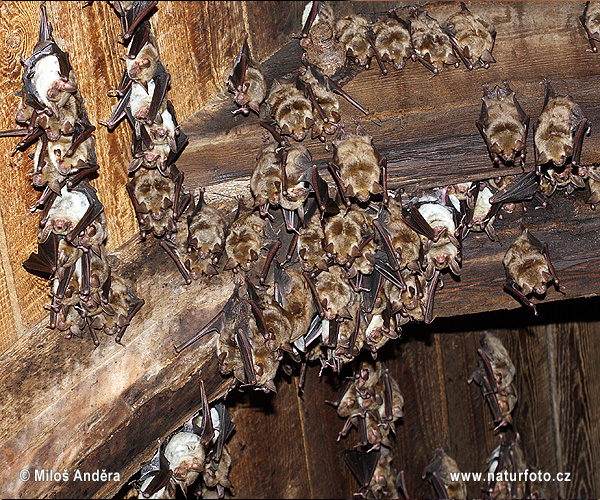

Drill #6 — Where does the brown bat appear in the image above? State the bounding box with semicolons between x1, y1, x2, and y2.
534;79;590;177
372;12;414;70
409;8;460;74
38;181;104;247
297;199;329;274
406;191;461;280
469;331;518;429
369;445;399;500
375;195;422;272
581;1;600;52
223;199;267;273
587;164;600;208
267;79;315;142
476;81;529;167
126;164;188;240
336;14;374;68
323;206;376;271
422;445;467;499
330;131;387;206
486;434;530;499
160;190;227;283
299;66;341;141
503;227;564;315
175;282;277;392
443;2;496;70
108;1;158;40
227;33;266;116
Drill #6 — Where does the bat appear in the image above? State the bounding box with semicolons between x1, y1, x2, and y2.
476;81;529;167
406;190;461;280
223;199;267;273
227;33;266;116
422;445;466;499
534;79;590;185
409;8;460;74
336;14;374;68
267;78;315;142
503;227;564;315
372;12;414;70
330;129;387;206
580;1;600;52
443;2;496;70
298;66;340;141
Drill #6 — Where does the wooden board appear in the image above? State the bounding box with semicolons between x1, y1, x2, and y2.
0;1;304;352
0;236;233;499
178;2;600;192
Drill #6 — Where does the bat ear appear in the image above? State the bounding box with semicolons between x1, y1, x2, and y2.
481;48;495;63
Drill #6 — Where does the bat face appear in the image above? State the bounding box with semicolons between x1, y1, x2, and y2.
323;207;373;267
503;230;553;297
418;201;461;279
443;5;495;69
385;197;422;271
313;265;359;320
336;15;371;67
39;185;92;243
333;135;382;203
384;270;425;323
478;82;528;166
267;81;315;141
372;17;413;70
227;34;266;115
300;67;340;140
298;213;328;273
187;193;227;261
251;142;283;208
164;432;206;487
126;35;159;84
410;10;459;73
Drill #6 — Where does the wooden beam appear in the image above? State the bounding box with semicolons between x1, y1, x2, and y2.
177;2;600;192
2;3;600;498
0;236;233;499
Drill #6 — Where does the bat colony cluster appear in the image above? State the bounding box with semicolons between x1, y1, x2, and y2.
329;360;408;499
3;1;596;498
421;332;546;499
470;332;545;499
0;4;143;346
132;381;235;499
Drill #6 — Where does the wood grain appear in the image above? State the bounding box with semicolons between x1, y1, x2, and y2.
0;235;233;499
178;2;600;192
552;320;600;498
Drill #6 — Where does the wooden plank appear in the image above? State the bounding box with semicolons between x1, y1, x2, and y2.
392;335;449;498
552;320;600;498
0;236;233;499
227;381;313;499
502;325;560;498
177;2;600;191
0;1;49;331
297;364;357;499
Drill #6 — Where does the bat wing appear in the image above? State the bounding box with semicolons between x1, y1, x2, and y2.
489;171;539;204
23;233;59;279
344;448;380;490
